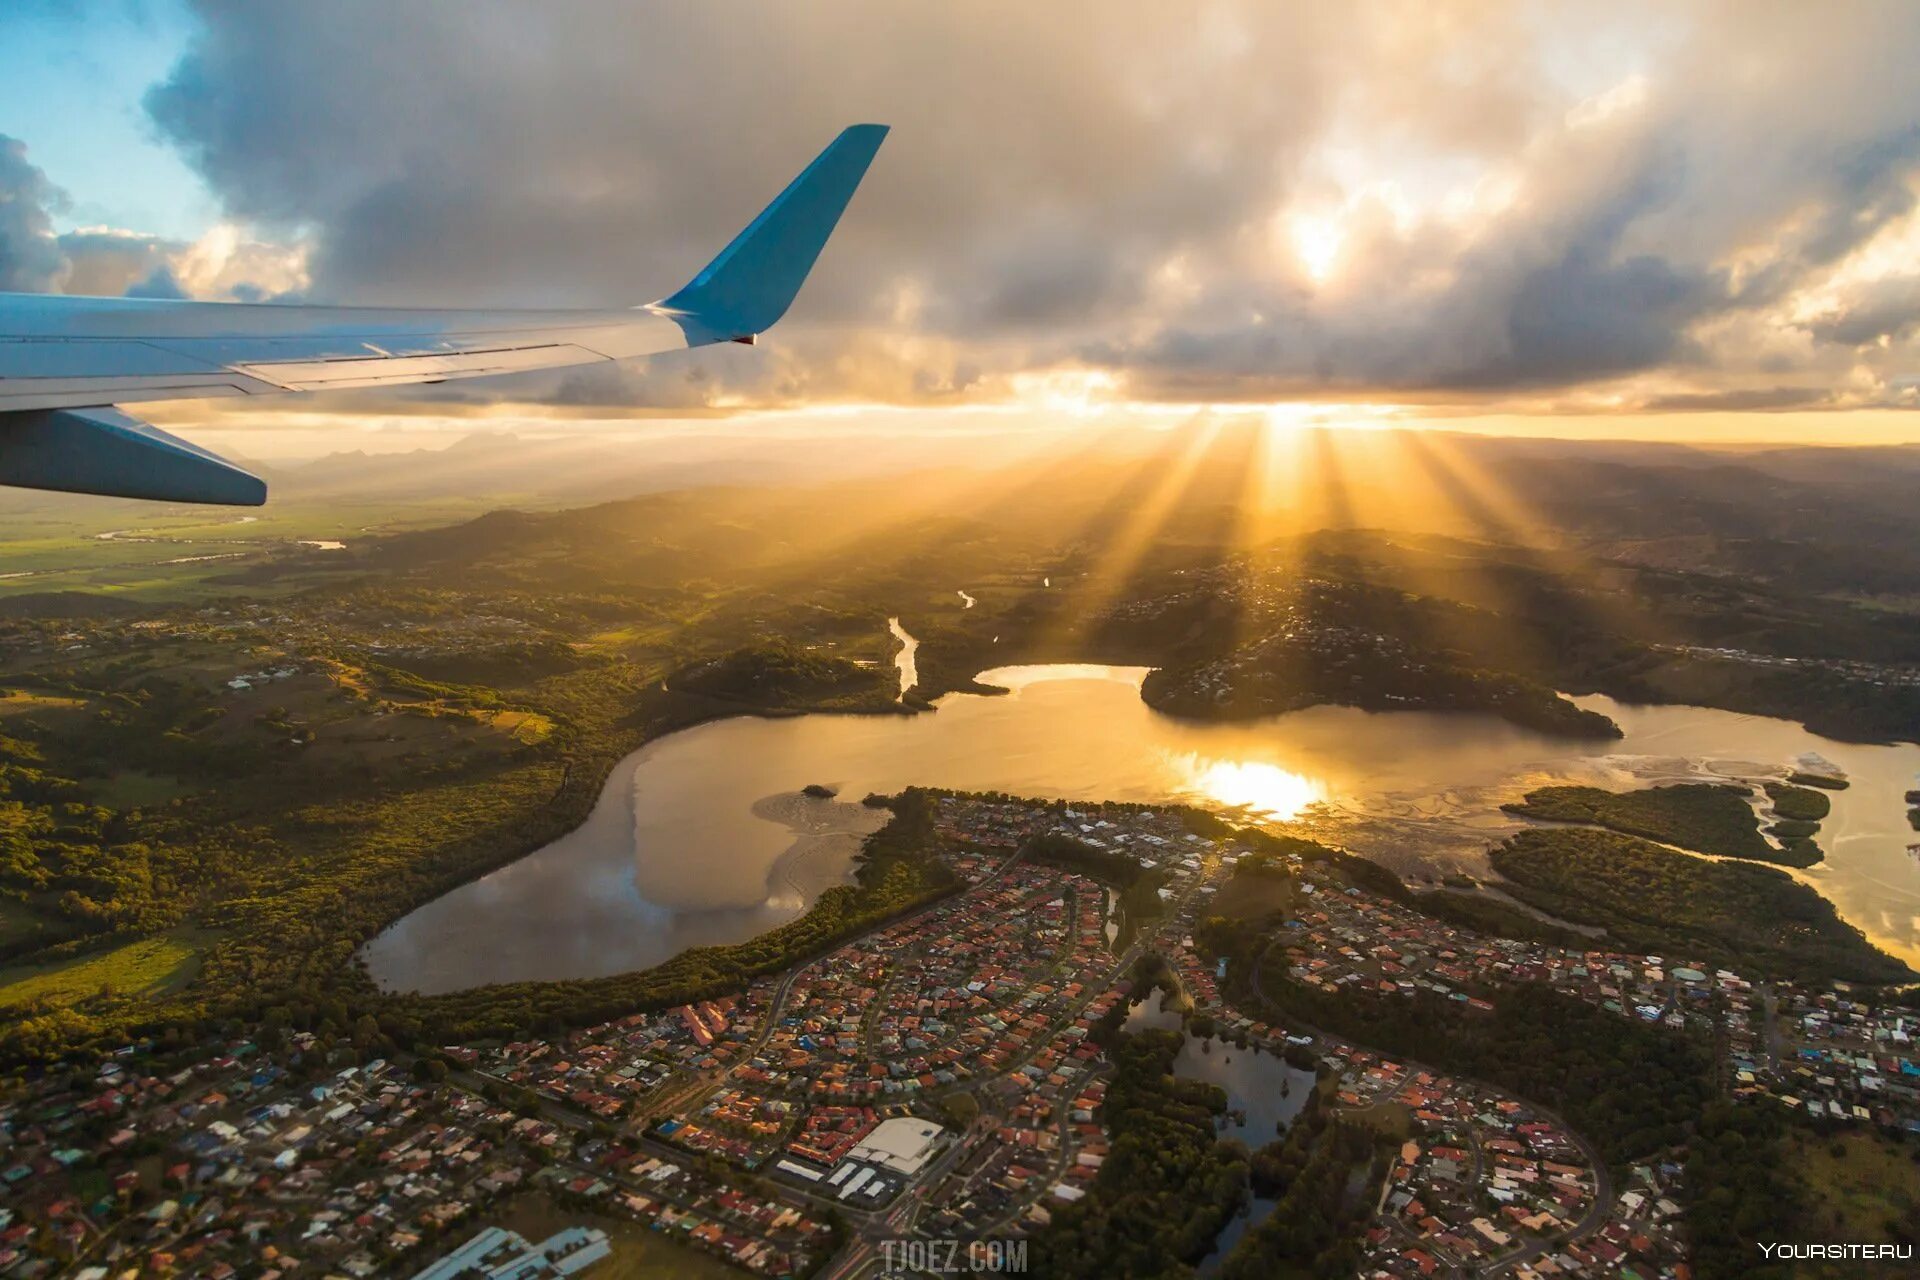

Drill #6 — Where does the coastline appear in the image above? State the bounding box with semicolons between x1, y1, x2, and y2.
361;668;1920;993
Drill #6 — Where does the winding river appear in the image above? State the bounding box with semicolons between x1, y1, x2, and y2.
362;650;1920;994
888;616;918;697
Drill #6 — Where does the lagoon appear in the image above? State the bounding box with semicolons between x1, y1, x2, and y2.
362;664;1920;993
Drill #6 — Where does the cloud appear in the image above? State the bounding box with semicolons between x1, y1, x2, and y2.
10;0;1917;417
53;228;182;296
123;263;188;299
1636;386;1840;414
0;132;307;304
0;135;68;291
1;139;207;299
1803;275;1920;347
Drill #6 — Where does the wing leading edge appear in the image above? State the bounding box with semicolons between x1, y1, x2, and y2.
0;123;888;505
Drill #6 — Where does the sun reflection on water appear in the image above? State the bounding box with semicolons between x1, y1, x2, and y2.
1166;753;1328;820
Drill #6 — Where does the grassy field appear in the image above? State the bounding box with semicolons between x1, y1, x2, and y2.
0;930;215;1010
1785;1129;1920;1263
1342;1100;1415;1142
0;690;88;716
0;497;520;600
488;1192;747;1280
483;709;557;745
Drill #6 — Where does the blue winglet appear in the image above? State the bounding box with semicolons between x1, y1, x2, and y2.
0;406;267;505
658;124;889;342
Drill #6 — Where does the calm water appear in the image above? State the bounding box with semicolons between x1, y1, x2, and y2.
1123;995;1317;1273
888;616;918;696
361;663;1920;993
1124;996;1318;1141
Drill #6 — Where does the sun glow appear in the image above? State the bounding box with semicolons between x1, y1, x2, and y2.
1169;754;1327;821
1009;367;1123;416
1288;212;1346;283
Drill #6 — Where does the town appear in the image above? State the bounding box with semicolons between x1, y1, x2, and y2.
2;793;1915;1278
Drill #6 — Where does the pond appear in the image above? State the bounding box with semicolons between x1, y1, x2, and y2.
1123;993;1319;1273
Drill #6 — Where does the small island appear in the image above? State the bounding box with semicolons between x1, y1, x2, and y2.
801;783;838;798
1502;781;1820;866
1763;781;1832;823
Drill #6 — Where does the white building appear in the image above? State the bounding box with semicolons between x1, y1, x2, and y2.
848;1116;945;1177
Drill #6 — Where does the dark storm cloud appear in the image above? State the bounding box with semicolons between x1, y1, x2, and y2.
1471;147;1717;384
1462;153;1728;388
1796;126;1920;270
127;2;1920;408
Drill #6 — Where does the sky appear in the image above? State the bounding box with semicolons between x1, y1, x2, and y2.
6;1;1920;452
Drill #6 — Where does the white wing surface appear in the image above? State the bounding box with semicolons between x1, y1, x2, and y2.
0;124;888;505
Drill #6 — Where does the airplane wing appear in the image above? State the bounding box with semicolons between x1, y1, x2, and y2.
0;123;888;506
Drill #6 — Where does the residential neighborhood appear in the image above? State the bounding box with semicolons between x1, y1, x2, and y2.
1;792;1914;1277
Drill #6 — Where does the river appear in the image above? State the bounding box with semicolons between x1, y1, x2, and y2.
888;616;918;697
361;660;1920;994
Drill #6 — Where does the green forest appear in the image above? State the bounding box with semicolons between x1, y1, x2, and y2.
3;459;1918;1085
669;641;902;712
1763;781;1832;823
1502;783;1789;863
1;449;1918;1280
1219;1088;1391;1279
1489;829;1912;984
1408;887;1595;947
1033;1024;1250;1278
1140;630;1622;739
1251;961;1714;1171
